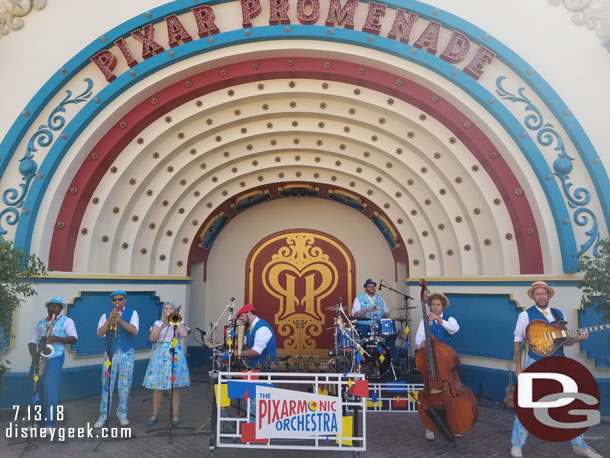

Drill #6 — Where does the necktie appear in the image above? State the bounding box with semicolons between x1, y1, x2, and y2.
542;309;551;321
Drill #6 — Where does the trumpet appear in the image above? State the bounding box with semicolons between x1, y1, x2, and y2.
168;305;182;327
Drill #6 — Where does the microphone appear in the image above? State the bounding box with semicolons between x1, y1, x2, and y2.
378;280;383;291
338;297;343;309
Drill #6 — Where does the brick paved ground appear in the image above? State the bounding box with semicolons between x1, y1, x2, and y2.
1;367;608;458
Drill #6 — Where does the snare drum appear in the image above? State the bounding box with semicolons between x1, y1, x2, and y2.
379;318;397;337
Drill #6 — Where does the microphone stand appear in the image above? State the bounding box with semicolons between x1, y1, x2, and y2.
94;320;116;452
379;280;415;374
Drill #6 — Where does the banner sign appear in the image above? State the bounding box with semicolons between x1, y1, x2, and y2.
256;385;342;439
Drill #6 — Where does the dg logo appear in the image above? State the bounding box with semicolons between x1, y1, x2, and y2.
515;356;600;441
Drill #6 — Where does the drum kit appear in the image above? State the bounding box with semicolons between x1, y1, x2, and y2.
327;299;412;380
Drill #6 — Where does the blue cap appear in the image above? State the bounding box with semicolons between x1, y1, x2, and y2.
45;297;64;308
110;290;127;298
363;279;376;288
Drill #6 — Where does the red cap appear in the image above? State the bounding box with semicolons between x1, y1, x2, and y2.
236;303;256;317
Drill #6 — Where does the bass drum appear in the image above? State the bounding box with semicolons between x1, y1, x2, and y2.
358;340;391;379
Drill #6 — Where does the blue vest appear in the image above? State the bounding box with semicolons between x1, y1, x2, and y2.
428;313;453;345
357;293;385;320
246;317;277;365
526;306;565;360
105;307;136;353
36;315;69;358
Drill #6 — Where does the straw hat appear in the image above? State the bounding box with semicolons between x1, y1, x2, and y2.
426;292;449;309
527;281;555;300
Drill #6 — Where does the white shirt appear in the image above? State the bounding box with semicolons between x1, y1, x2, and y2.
97;308;139;336
415;312;459;347
513;306;557;343
151;320;189;342
249;317;272;355
351;294;389;315
29;316;78;343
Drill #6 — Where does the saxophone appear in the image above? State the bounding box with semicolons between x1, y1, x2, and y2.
34;314;57;386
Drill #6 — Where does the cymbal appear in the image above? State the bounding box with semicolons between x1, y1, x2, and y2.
393;317;412;322
205;341;224;348
346;315;372;321
326;305;343;311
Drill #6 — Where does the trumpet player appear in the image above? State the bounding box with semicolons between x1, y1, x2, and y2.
143;301;190;426
95;290;139;428
28;297;77;430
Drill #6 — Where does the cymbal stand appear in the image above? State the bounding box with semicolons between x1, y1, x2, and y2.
379;280;415;373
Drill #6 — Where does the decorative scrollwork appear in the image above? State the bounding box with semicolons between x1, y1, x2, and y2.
496;76;600;256
0;78;93;236
0;0;47;40
549;0;610;51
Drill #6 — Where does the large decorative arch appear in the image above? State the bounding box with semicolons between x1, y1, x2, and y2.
1;0;608;278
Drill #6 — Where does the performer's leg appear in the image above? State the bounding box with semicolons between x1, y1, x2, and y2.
152;389;163;415
43;354;64;428
511;414;528;447
98;352;118;421
116;350;134;419
172;388;181;416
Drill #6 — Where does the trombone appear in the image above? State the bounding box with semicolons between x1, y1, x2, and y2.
168;305;182;327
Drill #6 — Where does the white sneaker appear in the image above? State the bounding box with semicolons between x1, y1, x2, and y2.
573;446;603;458
118;417;129;426
510;445;523;457
425;428;435;440
94;418;105;428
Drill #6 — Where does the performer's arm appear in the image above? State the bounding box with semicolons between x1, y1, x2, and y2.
242;327;272;357
97;312;112;338
441;316;459;335
119;310;138;335
48;318;77;345
513;311;528;375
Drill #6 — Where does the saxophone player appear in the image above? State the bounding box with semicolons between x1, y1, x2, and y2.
27;297;78;430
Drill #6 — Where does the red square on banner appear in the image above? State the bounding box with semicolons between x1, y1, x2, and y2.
241;421;268;444
241;370;260;380
393;398;407;408
352;380;369;398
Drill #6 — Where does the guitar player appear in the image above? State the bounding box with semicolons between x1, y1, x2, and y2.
510;281;599;458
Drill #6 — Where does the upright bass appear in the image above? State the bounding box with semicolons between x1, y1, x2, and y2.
415;279;478;442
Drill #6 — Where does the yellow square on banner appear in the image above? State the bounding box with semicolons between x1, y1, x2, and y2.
336;416;353;446
366;400;380;408
408;390;419;402
214;383;230;407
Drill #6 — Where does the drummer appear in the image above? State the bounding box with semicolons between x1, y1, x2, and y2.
352;279;390;321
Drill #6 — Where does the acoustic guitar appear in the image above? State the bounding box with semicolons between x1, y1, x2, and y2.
525;319;610;356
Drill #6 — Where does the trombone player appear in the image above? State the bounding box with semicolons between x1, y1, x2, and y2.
95;290;139;428
28;297;77;430
143;301;190;425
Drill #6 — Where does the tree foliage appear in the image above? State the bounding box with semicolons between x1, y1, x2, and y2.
577;237;610;324
0;240;48;387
